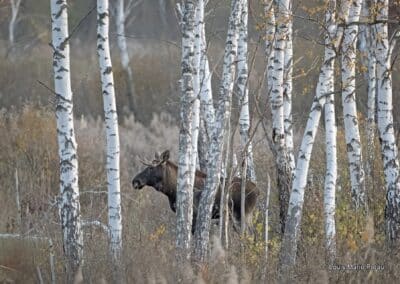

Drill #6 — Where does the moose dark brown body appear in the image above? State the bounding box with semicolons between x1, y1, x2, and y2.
132;150;259;233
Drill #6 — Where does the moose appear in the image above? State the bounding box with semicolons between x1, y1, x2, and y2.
132;150;259;233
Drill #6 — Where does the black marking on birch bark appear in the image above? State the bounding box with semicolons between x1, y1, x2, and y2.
56;104;69;112
384;123;394;133
385;159;399;170
97;34;106;41
103;66;112;75
54;50;66;59
98;12;108;24
55;4;68;19
57;66;69;73
56;94;72;103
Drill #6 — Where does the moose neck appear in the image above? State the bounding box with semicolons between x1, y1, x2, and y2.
157;161;179;202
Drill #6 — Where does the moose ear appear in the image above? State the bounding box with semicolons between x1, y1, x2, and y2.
160;150;170;163
154;151;161;161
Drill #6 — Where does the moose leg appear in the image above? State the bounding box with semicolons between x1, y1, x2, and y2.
192;213;197;234
192;204;197;235
168;199;176;213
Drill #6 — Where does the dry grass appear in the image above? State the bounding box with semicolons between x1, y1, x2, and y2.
0;105;399;283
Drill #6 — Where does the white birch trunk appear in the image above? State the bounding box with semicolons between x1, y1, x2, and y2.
237;0;256;182
240;153;248;234
324;91;337;263
199;56;214;127
198;119;208;172
97;0;123;268
265;1;275;95
279;0;338;276
341;0;366;209
194;0;241;264
323;0;337;264
14;167;22;232
261;173;271;280
198;0;214;172
190;0;204;175
219;116;232;247
374;0;400;244
50;0;83;278
272;0;291;235
283;0;295;174
115;0;136;115
9;0;22;45
365;1;376;191
359;0;369;74
176;0;197;262
190;97;200;174
159;0;168;27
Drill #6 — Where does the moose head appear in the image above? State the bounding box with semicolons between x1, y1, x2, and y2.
132;150;170;190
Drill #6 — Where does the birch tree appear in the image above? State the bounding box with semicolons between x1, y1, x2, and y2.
279;0;338;276
271;0;292;234
341;0;366;209
159;0;168;27
190;0;204;176
97;0;123;270
323;0;338;263
50;0;83;278
114;0;140;115
364;0;377;189
198;0;214;173
374;0;400;244
9;0;22;45
282;0;295;175
194;0;241;264
265;0;275;94
261;173;271;280
176;0;197;262
237;0;256;183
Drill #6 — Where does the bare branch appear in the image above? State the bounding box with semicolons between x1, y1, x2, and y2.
125;0;144;19
63;5;96;45
114;33;180;49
